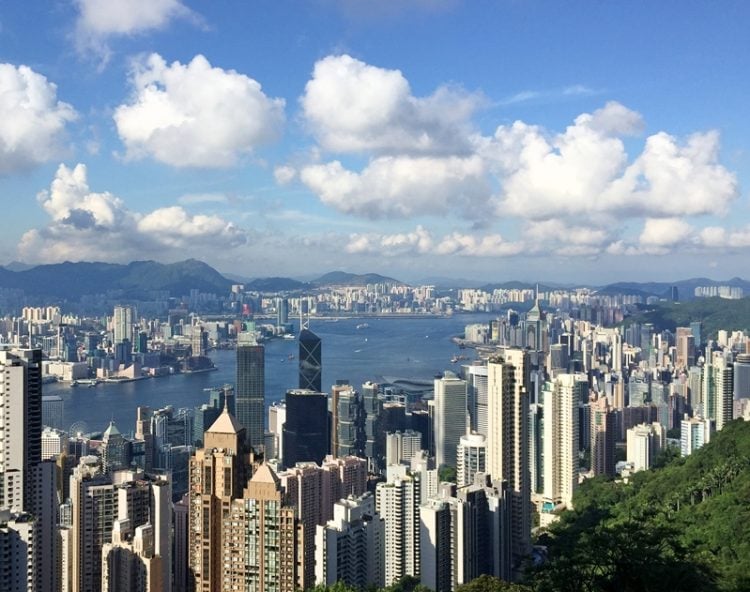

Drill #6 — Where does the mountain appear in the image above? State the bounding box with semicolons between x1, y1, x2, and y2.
597;277;750;300
242;277;309;292
2;261;35;272
312;271;405;286
0;259;233;300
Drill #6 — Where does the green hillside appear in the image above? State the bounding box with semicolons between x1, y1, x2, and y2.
533;420;750;591
624;297;750;339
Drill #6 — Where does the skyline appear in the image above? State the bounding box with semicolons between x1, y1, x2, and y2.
1;1;749;283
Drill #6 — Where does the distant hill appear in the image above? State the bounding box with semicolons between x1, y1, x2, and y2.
624;297;750;338
0;259;233;300
597;277;750;300
242;277;309;292
312;271;404;286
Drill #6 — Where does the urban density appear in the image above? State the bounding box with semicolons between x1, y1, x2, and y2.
2;274;750;590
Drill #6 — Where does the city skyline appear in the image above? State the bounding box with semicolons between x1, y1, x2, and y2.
1;2;749;284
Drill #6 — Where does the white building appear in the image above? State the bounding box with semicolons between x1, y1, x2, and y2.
626;423;666;472
376;466;421;585
681;416;712;456
41;427;68;461
434;373;467;469
456;433;486;488
315;493;384;589
386;430;422;466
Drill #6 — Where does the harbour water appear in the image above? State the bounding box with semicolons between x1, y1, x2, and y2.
48;313;496;435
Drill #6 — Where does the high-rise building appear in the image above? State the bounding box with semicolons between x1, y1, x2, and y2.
486;349;530;574
376;466;421;586
0;509;39;592
315;492;385;589
712;351;734;431
734;353;750;400
235;333;265;450
188;406;248;592
41;427;68;461
113;305;134;346
70;456;116;592
434;373;467;469
457;433;487;488
101;421;131;475
172;494;189;592
626;423;665;472
299;329;322;392
101;520;164;592
541;374;583;514
362;382;383;473
590;397;615;477
464;363;489;437
282;389;329;467
332;383;365;458
681;416;712;456
386;430;423;467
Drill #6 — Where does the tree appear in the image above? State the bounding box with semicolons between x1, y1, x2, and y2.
456;574;532;592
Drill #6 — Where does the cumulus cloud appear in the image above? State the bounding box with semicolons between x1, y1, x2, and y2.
114;53;285;168
19;163;246;263
274;165;297;185
489;102;737;219
0;64;77;174
74;0;198;62
300;155;488;218
301;54;481;155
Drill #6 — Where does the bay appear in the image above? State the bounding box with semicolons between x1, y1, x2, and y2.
47;313;495;435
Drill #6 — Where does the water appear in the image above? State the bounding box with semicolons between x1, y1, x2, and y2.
47;314;495;435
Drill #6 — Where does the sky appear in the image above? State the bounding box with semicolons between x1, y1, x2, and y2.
0;0;749;284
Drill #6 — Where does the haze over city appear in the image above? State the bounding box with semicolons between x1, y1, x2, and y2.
1;1;749;283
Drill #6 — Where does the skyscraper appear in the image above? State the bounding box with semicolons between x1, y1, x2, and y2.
457;433;487;488
590;397;615;477
282;389;329;467
486;349;530;575
434;372;468;469
299;328;322;392
113;305;133;346
235;333;265;450
712;350;734;431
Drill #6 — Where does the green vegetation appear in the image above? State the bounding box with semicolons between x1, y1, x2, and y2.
438;464;457;483
533;420;750;591
624;297;750;340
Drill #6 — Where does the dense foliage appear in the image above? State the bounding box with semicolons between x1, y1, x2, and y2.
533;419;750;592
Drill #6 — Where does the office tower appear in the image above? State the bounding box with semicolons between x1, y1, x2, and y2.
457;433;487;488
192;404;220;447
267;402;286;461
41;426;68;460
590;397;615;477
191;325;207;357
335;386;365;458
315;492;385;589
626;423;665;472
529;402;544;495
486;349;530;573
235;464;300;592
0;508;38;592
376;466;421;586
362;382;383;473
524;290;546;352
681;416;712;456
235;333;265;450
542;375;583;514
283;389;329;467
299;328;322;392
464;363;489;437
173;494;189;592
70;456;116;592
434;372;468;469
276;297;289;327
113;305;133;346
101;520;164;592
42;394;65;429
712;351;734;431
734;353;750;399
386;430;423;467
188;406;247;592
690;321;703;347
101;421;131;475
676;328;695;369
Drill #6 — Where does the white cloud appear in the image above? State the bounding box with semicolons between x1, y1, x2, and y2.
274;165;297;185
489;102;737;220
300;155;488;218
0;64;77;174
114;53;285;168
638;217;693;247
301;54;480;155
19;163;246;263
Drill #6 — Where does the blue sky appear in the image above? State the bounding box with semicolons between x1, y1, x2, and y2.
1;0;748;283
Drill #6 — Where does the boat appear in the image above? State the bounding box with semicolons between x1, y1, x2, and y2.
282;334;296;340
356;323;369;330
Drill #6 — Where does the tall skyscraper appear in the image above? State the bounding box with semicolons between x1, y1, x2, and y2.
434;372;468;469
235;333;265;450
283;389;329;467
113;305;134;346
299;328;322;392
542;374;583;514
712;350;734;431
188;405;248;592
590;397;616;477
376;466;421;586
486;349;530;574
457;433;487;488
